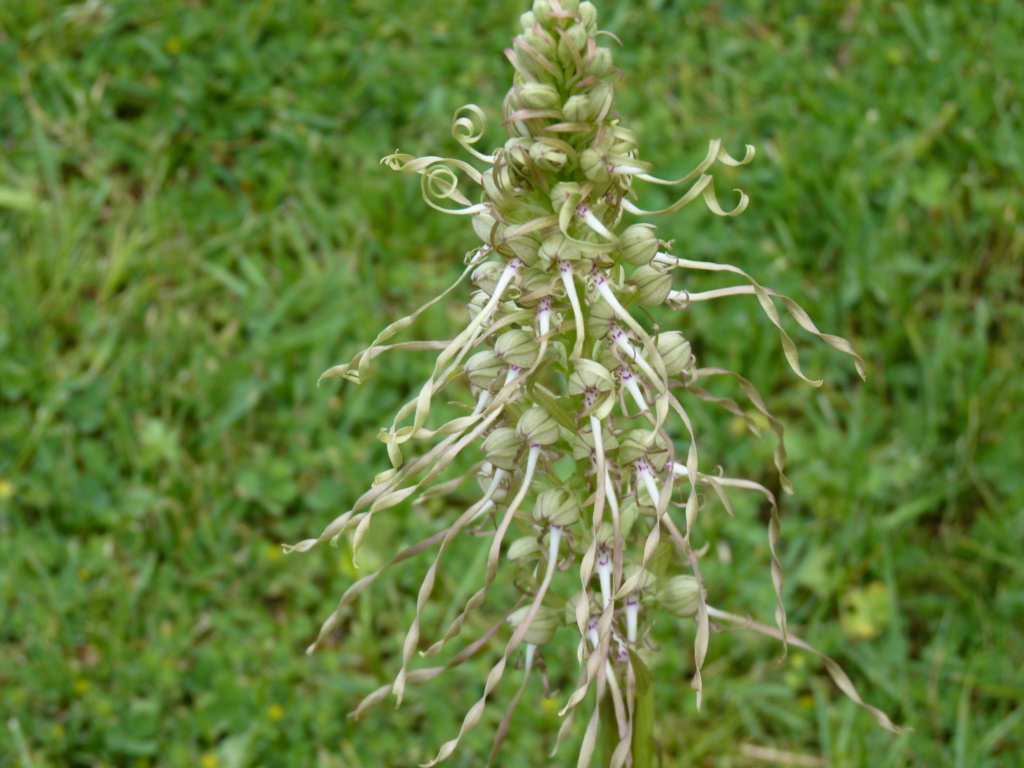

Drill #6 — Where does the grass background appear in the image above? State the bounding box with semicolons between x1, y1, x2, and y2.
1;0;1022;766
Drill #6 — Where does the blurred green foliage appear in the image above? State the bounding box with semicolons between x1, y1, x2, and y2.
1;0;1021;766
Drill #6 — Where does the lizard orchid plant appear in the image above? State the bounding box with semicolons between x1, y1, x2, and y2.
287;1;905;765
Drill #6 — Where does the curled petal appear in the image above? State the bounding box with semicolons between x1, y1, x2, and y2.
622;173;747;217
636;139;755;186
452;104;494;163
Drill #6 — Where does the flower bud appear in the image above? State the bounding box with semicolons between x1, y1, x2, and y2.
656;575;704;619
588;81;615;123
579;2;598;33
494;329;537;369
506;235;542;267
472;261;505;295
558;49;578;77
579;147;610;185
587;298;615;339
565;21;587;51
538;234;582;269
588;46;613;78
532;0;553;19
550;181;582;211
516;406;560;446
504;87;522;115
503;137;533;170
482;166;515;208
618;224;660;266
508;604;561;645
567;360;614;398
467;290;489;321
519;11;536;31
477;462;511;503
483;427;522;471
473;211;499;247
522;26;558;58
467;291;515;322
559;0;580;13
465;350;504;389
529;140;568;172
562;94;593;123
618;429;668;469
614;428;647;462
571;424;619;461
519;82;561;110
518;267;551;301
515;37;556;80
532;488;580;527
628;265;672;306
504;109;530;139
507;536;541;562
653;332;692;377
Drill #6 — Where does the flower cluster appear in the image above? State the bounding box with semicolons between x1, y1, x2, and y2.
288;1;903;765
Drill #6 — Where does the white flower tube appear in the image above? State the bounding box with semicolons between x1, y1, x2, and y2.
559;260;585;359
578;205;614;240
635;458;662;510
625;594;640;643
609;323;659;384
618;367;649;414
